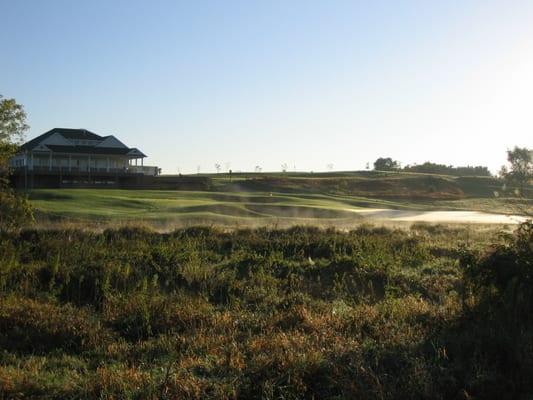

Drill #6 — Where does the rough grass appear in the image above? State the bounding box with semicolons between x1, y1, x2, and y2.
1;224;531;399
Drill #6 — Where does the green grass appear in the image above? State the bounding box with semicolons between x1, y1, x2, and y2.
21;170;532;228
27;189;396;222
27;187;530;229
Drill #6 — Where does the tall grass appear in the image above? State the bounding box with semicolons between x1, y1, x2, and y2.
0;223;530;399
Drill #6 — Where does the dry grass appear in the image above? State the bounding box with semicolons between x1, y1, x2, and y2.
0;223;531;399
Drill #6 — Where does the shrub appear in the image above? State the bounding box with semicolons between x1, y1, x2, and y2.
0;296;110;353
103;293;214;340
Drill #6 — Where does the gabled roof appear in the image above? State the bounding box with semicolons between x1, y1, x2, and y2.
21;128;103;150
19;128;147;158
57;128;103;141
45;145;136;155
127;148;147;157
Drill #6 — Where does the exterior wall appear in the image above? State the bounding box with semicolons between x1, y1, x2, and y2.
33;155;49;167
26;153;130;171
10;154;26;168
128;166;160;176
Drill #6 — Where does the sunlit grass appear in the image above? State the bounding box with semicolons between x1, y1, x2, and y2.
27;188;530;229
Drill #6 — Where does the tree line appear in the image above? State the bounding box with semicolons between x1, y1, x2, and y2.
373;150;532;193
373;157;493;176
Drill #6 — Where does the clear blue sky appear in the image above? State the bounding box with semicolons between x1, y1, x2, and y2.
3;0;532;173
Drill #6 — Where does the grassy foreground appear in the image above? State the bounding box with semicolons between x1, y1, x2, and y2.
1;223;532;398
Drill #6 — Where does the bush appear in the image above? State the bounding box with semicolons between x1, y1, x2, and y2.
104;293;214;340
0;296;110;353
448;221;533;399
463;220;533;323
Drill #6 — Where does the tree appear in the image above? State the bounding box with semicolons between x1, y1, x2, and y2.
0;95;28;144
0;95;32;230
403;162;491;176
501;147;532;196
373;157;399;171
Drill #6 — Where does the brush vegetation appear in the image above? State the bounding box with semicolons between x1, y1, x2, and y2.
1;222;532;399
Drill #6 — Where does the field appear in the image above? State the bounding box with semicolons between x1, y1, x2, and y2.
2;172;532;399
26;171;531;228
0;223;531;399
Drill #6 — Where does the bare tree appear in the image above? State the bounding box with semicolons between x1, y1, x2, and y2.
214;163;221;174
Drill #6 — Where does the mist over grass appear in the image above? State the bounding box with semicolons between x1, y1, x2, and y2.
26;186;530;231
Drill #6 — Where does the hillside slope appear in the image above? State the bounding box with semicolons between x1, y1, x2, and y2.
213;172;506;200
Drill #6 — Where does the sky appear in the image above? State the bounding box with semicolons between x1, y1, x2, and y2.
2;0;533;174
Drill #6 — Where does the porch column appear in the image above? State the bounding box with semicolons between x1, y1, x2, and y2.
24;151;28;191
30;152;33;170
135;158;138;166
88;155;91;184
106;157;110;172
69;155;72;172
49;153;52;171
141;158;143;166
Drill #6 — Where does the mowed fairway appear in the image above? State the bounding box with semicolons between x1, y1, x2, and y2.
28;188;528;228
29;189;386;224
